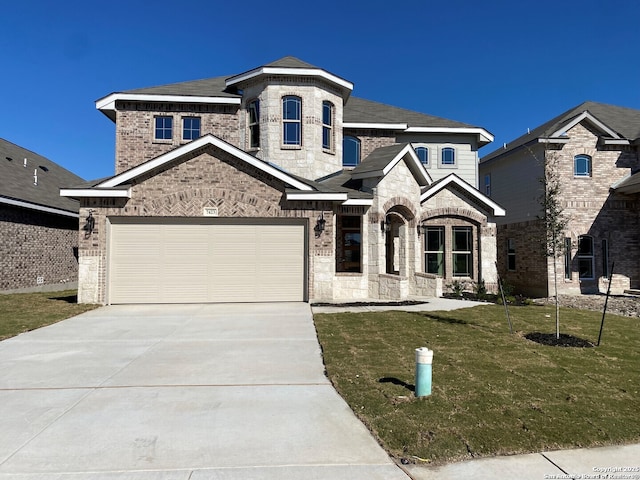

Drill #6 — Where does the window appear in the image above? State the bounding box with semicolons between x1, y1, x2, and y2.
248;100;260;148
182;117;201;141
337;215;361;272
415;146;429;165
602;239;609;278
484;174;491;196
425;227;444;275
452;226;472;276
154;116;173;140
507;238;516;271
441;147;456;165
322;101;333;150
564;237;572;279
574;154;592;177
577;235;594;279
343;136;361;167
282;96;301;145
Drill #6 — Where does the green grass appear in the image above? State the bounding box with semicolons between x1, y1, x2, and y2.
0;290;99;340
314;304;640;465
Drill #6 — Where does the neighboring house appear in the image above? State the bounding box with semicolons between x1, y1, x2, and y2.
62;56;504;305
0;138;83;292
479;101;640;297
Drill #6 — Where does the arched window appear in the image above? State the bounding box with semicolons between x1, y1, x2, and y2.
415;146;429;165
322;101;333;151
574;154;592;177
441;147;456;165
577;235;594;279
248;100;260;149
282;96;301;145
343;136;361;167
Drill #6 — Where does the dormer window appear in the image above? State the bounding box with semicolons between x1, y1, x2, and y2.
282;96;301;146
322;101;334;151
415;146;429;165
343;136;361;167
248;100;260;149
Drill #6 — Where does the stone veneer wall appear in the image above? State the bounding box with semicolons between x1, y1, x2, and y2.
77;146;332;304
0;205;78;292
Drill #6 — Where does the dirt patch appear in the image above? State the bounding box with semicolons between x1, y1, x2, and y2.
533;294;640;318
311;300;428;307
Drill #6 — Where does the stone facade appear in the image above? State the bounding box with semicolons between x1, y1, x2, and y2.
0;205;78;292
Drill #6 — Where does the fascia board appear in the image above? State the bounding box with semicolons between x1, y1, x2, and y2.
226;67;354;92
602;138;630;145
95;93;241;111
381;145;431;185
286;192;348;201
343;122;408;130
404;127;495;142
551;111;620;139
60;188;132;198
538;137;570;144
342;198;373;206
97;135;314;191
0;196;79;218
420;176;506;216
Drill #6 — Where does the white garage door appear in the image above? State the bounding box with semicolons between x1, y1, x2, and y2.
108;218;306;304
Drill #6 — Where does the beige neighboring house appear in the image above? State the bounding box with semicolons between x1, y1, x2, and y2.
479;101;640;297
62;57;504;305
1;138;82;293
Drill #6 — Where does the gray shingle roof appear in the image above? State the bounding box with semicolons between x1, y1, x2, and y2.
0;138;83;214
350;143;408;175
123;75;240;98
344;96;478;129
482;101;640;163
263;56;320;69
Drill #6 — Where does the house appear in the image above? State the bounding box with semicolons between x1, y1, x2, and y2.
479;101;640;297
62;57;504;305
0;138;83;292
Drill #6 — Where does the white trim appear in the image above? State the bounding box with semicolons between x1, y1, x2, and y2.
602;138;630;145
96;93;241;112
0;196;79;218
538;138;570;144
404;127;494;143
550;111;620;139
60;188;132;198
343;122;408;130
420;175;506;217
97;135;314;191
285;192;348;201
226;67;354;92
341;198;373;206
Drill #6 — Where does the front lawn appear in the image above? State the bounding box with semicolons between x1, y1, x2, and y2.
314;304;640;465
0;290;99;340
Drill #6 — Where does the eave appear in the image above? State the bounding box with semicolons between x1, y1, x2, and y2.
1;196;79;218
420;174;506;217
60;187;132;199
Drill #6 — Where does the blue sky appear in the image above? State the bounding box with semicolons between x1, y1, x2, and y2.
2;0;639;181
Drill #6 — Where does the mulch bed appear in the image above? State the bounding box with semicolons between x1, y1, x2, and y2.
524;332;595;348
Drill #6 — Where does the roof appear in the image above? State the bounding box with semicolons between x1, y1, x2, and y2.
482;101;640;163
0;138;83;216
264;56;320;69
123;75;240;98
350;143;432;184
612;171;640;194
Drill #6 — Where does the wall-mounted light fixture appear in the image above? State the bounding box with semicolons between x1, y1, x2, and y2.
417;224;422;236
83;210;95;238
314;213;326;237
381;216;391;234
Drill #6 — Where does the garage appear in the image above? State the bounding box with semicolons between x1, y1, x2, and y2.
108;218;306;304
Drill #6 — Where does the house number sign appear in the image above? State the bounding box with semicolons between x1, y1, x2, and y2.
203;207;219;217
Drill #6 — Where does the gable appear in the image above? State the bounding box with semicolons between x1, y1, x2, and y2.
421;174;505;217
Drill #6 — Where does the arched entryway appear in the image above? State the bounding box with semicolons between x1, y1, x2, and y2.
383;205;415;277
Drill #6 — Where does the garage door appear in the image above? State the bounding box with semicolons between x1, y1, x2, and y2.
108;218;306;304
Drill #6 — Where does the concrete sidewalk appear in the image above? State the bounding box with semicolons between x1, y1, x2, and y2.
0;303;409;479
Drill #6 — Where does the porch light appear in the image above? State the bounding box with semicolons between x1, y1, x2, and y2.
314;213;326;237
83;210;95;237
417;224;422;236
381;216;391;234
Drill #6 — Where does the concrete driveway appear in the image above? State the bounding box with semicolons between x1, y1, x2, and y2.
0;303;408;479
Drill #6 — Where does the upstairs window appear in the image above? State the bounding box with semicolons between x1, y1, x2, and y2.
248;100;260;148
322;101;334;151
182;117;201;141
578;235;594;279
484;174;491;196
343;136;361;167
154;116;173;140
574;154;592;177
282;96;301;145
441;147;456;165
415;146;429;165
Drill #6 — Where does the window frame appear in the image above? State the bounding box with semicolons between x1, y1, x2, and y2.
343;135;361;167
507;238;516;271
182;116;201;141
441;147;456;167
322;101;334;152
577;235;595;280
574;154;592;177
484;174;491;196
564;237;572;280
602;239;609;279
424;226;445;275
154;116;173;141
415;146;429;166
282;95;302;146
248;99;260;149
336;215;362;273
452;226;472;277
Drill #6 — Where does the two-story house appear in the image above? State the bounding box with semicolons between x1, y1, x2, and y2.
62;57;504;305
479;101;640;297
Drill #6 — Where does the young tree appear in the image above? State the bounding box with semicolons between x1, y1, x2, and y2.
539;149;569;340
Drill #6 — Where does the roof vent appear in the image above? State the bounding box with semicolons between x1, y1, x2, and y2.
39;165;49;172
503;143;507;149
24;158;27;167
5;156;12;161
33;169;38;186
